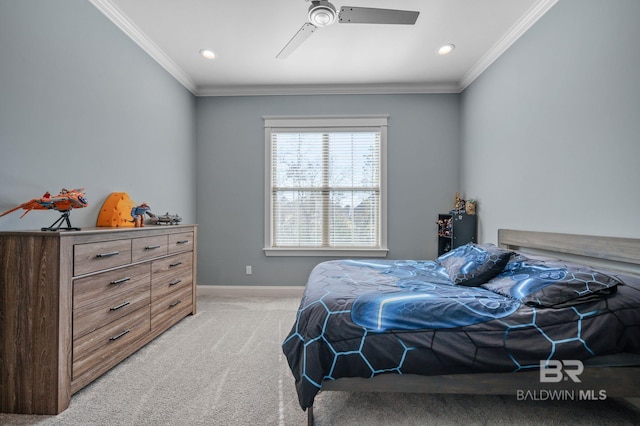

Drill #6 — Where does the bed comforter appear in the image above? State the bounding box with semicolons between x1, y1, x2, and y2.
282;253;640;410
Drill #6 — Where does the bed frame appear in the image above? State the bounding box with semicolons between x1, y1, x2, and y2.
307;229;640;425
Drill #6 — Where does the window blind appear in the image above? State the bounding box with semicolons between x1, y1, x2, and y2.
271;130;381;248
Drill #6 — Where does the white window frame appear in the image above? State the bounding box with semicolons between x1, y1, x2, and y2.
263;115;388;257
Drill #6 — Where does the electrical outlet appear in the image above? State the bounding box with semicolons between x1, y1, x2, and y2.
245;265;252;275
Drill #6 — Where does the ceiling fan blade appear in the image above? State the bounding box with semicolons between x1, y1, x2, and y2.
339;6;419;25
276;23;317;59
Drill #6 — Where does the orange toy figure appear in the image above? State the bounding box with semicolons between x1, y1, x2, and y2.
130;202;151;227
0;188;88;231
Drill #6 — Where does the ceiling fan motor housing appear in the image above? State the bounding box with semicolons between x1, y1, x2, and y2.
308;1;337;27
276;2;420;59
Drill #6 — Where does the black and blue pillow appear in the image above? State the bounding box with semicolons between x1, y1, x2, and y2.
437;243;513;287
437;243;622;308
482;258;621;308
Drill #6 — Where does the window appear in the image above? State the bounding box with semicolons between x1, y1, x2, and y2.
264;115;388;256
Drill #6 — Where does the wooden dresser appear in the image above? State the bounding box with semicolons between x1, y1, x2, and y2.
0;225;197;415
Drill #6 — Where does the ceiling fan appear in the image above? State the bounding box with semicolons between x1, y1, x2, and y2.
276;1;420;59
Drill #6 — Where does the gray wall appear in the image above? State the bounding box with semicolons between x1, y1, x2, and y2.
460;0;640;243
196;95;460;285
0;0;196;230
6;0;636;288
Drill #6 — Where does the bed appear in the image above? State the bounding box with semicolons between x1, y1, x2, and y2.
282;229;640;425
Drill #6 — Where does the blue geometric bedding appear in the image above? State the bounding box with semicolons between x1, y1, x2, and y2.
282;256;640;410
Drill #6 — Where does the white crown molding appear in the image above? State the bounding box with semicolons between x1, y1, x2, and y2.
459;0;559;91
195;83;461;97
91;0;556;97
89;0;197;94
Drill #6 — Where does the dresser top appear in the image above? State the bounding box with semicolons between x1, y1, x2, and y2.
0;224;197;237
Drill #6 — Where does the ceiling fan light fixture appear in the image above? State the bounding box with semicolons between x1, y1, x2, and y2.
308;1;337;27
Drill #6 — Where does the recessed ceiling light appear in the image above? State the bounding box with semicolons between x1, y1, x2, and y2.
438;44;455;55
199;49;216;60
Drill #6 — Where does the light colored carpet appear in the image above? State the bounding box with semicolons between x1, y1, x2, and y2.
1;295;639;425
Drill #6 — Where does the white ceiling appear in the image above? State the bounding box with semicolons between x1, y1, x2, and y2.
90;0;558;96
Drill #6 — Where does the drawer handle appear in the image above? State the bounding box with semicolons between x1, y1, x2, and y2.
176;240;190;245
169;279;182;286
110;301;131;311
96;251;120;258
110;277;131;285
169;262;183;268
109;329;131;341
169;300;182;308
145;245;161;250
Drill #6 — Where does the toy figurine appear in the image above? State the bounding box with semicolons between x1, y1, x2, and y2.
437;218;452;237
454;192;466;213
148;212;182;225
466;199;477;215
131;202;151;227
0;188;88;231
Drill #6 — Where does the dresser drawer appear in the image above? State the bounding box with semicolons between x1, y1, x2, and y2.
74;239;132;276
151;252;193;298
73;270;151;340
72;306;150;381
151;285;193;330
73;263;151;310
168;231;194;254
132;235;168;262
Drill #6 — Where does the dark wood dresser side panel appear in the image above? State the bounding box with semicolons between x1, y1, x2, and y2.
0;235;67;414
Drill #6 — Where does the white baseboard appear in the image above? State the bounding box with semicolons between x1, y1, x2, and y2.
197;285;304;298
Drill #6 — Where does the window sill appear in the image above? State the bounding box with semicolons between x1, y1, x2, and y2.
263;247;389;257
